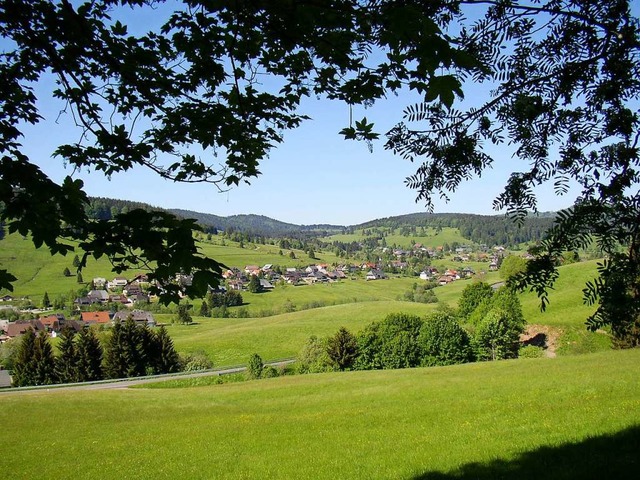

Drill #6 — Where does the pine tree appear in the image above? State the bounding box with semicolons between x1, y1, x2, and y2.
76;327;103;382
33;331;57;385
41;291;51;309
55;327;78;383
63;267;71;277
326;327;358;371
199;301;210;317
153;326;180;374
77;272;84;284
11;328;37;387
103;321;126;379
72;254;80;268
104;318;146;379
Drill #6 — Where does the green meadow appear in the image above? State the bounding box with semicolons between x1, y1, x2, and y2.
159;260;608;366
163;301;437;365
324;226;470;249
2;349;639;479
196;239;343;269
0;232;334;302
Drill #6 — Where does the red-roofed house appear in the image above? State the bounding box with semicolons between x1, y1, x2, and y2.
81;311;111;325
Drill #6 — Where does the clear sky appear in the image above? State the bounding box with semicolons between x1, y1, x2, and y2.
20;4;585;227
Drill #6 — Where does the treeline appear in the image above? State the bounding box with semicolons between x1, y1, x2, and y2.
296;284;530;373
85;198;555;247
9;319;183;387
85;197;164;221
170;210;344;238
355;212;556;246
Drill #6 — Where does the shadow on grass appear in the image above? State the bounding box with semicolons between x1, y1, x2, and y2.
412;425;640;480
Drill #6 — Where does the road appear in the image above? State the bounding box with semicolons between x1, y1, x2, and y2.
0;360;295;395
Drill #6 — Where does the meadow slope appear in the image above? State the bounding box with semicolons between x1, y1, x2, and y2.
1;349;639;479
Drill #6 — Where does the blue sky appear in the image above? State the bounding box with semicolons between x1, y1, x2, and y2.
21;4;585;227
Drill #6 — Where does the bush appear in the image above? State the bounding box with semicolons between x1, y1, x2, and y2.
261;366;279;378
296;336;333;374
473;309;525;361
355;313;423;370
519;345;545;358
180;350;213;371
174;303;193;324
419;311;473;367
246;353;264;379
458;282;494;320
233;307;250;318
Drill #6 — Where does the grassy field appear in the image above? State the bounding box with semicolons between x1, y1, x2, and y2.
230;275;421;314
0;233;117;301
195;239;343;269
163;300;438;365
179;260;608;365
1;349;639;479
0;232;336;302
324;226;470;249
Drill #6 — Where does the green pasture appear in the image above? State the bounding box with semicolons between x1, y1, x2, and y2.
195;239;343;269
163;260;608;366
519;260;599;327
0;232;340;301
162;300;437;365
2;349;639;479
232;275;419;314
0;233;117;301
324;226;470;249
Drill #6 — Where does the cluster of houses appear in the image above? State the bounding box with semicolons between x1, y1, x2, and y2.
0;274;159;343
221;263;399;289
74;274;151;307
223;264;350;289
0;309;156;343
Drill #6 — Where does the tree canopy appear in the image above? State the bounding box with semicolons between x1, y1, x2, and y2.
1;1;639;339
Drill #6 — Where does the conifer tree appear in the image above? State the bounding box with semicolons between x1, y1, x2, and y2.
153;326;181;375
199;301;210;317
104;318;146;379
76;327;103;382
11;328;37;387
41;291;51;309
55;327;78;383
326;327;358;371
33;331;57;385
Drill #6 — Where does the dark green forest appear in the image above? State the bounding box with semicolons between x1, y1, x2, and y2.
84;197;555;247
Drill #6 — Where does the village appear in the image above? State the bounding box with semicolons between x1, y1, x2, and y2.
0;243;510;343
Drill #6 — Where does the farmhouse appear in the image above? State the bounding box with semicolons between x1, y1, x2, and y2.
87;290;109;304
81;311;111;325
5;320;45;338
113;310;156;326
366;269;386;281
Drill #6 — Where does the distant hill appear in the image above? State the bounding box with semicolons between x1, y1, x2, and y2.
168;209;345;237
353;212;557;246
84;197;556;245
85;198;345;237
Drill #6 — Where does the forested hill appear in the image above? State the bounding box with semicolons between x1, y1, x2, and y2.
83;198;555;245
84;198;345;237
355;212;557;246
168;209;345;237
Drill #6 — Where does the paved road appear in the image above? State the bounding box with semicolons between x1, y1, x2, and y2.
0;360;295;395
